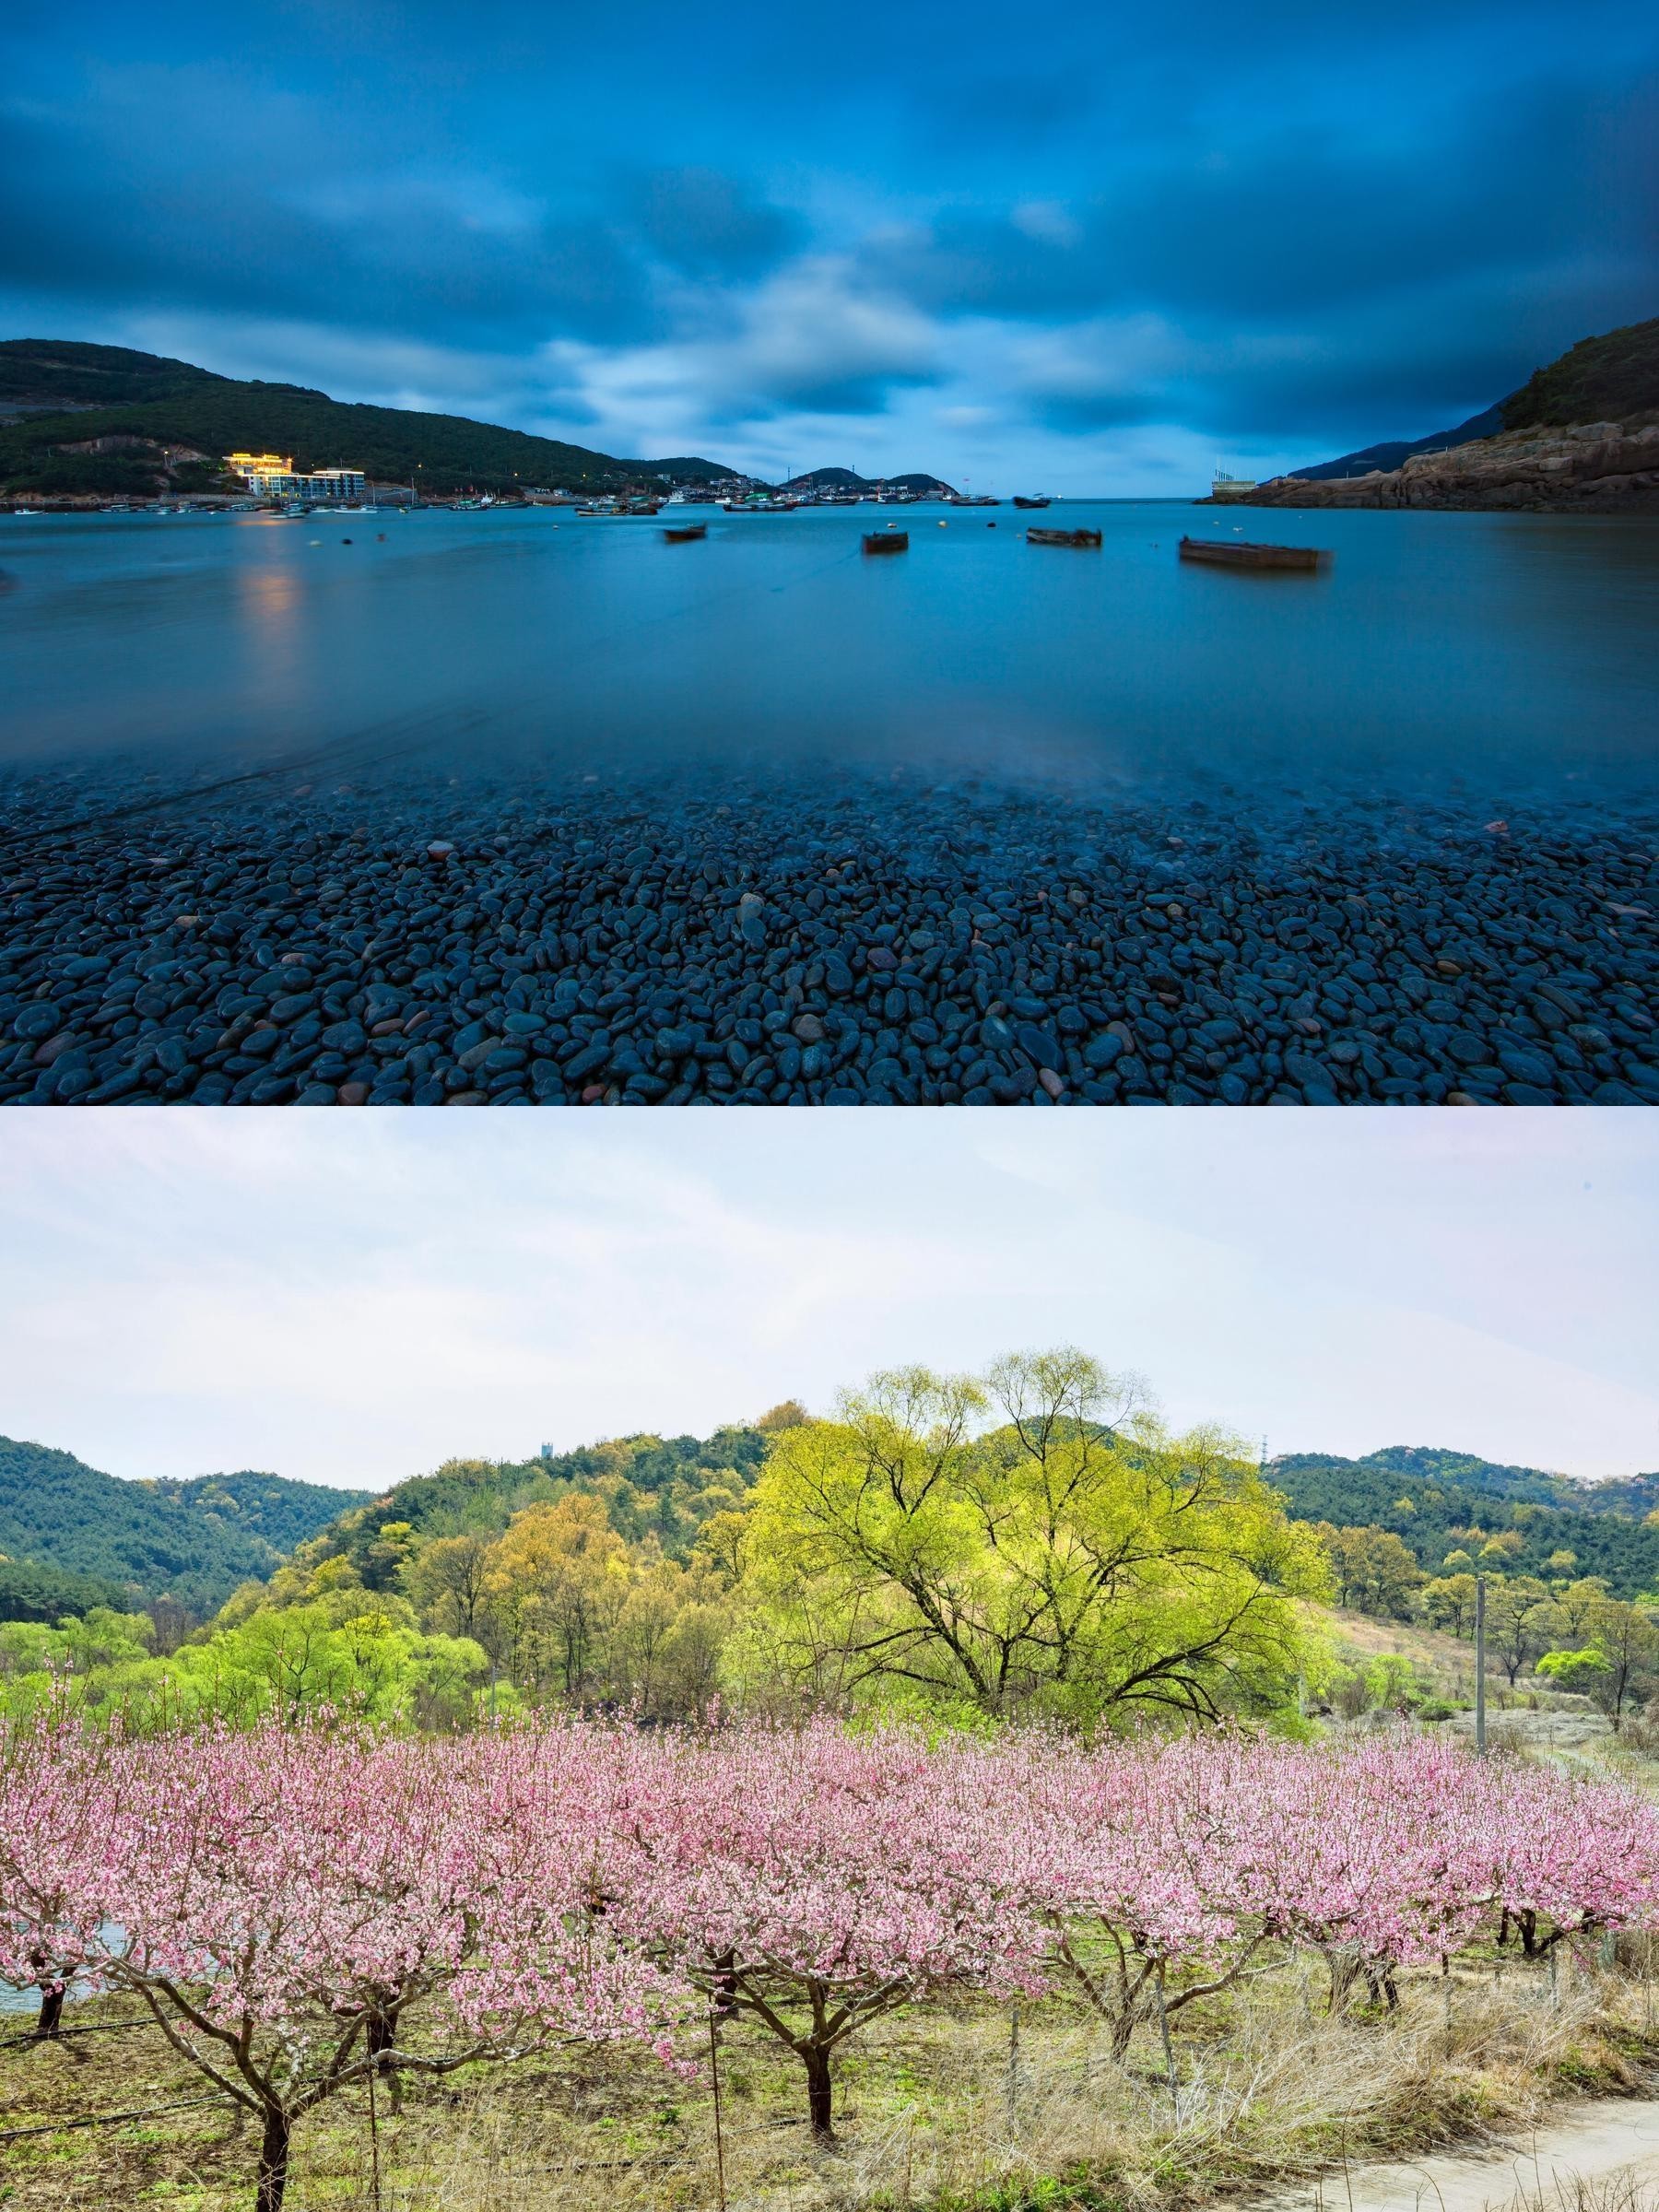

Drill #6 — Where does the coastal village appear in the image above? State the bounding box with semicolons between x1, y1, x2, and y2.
3;449;1004;516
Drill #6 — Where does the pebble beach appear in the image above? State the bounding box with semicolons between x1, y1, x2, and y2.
4;763;1656;1105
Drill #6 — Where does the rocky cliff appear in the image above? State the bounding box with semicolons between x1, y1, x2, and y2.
1211;419;1659;512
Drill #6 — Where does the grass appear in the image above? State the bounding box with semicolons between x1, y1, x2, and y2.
2;1955;1655;2212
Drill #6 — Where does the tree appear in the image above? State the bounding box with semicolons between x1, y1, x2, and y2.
106;1724;681;2212
1483;1575;1566;1687
1312;1524;1424;1619
404;1531;494;1640
1419;1572;1480;1638
482;1496;629;1698
610;1721;1049;2136
0;1704;121;2039
735;1349;1326;1724
1572;1599;1659;1731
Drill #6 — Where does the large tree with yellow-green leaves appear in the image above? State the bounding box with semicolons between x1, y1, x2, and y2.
721;1348;1328;1725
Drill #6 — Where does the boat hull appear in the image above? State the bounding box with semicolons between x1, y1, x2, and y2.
663;524;707;542
1179;535;1326;571
1027;527;1101;547
863;532;909;554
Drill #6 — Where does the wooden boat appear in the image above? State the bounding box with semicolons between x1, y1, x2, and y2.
662;522;707;542
1012;495;1051;509
1027;526;1101;547
863;531;909;554
1178;535;1326;571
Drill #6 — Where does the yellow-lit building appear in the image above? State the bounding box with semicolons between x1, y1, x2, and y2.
224;452;367;501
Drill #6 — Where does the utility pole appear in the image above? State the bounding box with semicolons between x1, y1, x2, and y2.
1475;1572;1487;1755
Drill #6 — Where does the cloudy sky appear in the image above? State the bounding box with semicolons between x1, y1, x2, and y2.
3;0;1654;491
0;1112;1654;1490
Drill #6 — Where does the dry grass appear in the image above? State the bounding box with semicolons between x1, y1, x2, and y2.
1;1960;1654;2212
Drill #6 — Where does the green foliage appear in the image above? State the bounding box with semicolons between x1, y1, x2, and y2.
308;1428;769;1587
0;1591;489;1731
0;1552;127;1624
1501;317;1659;429
0;1436;371;1614
0;340;735;495
1271;1449;1659;1599
729;1351;1327;1726
1536;1647;1612;1688
1309;1522;1424;1619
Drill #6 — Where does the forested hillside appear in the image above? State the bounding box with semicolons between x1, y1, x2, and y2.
0;1437;371;1615
0;339;734;496
1271;1446;1659;1595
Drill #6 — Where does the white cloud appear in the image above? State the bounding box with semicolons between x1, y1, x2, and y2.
0;1115;1654;1492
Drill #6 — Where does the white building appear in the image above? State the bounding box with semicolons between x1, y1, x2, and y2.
224;452;367;501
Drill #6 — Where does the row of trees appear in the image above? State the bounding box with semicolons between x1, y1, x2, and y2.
6;1715;1654;2210
1;1353;1335;1732
1309;1519;1659;1729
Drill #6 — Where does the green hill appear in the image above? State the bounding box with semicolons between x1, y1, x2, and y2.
1270;1446;1659;1596
0;1436;372;1616
0;339;737;498
302;1425;772;1591
1502;316;1659;429
1288;314;1659;480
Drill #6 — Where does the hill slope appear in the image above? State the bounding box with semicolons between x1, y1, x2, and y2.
1279;315;1659;488
0;1436;372;1614
299;1425;771;1591
0;340;735;497
1271;1446;1659;1595
1502;317;1659;429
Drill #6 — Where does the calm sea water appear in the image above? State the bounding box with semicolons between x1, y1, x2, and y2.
2;501;1656;806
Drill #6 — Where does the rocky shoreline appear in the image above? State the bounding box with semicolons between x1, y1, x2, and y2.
1211;419;1659;512
2;766;1656;1105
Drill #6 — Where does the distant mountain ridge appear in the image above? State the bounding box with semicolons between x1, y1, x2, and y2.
0;1435;371;1615
0;341;955;501
1270;1446;1659;1597
10;1418;1659;1631
781;465;958;494
0;339;735;498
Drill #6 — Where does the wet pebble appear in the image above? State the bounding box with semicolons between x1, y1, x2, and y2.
0;761;1653;1107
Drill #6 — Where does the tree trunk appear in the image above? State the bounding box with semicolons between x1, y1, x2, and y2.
711;1950;739;2019
256;2106;292;2212
368;2004;404;2112
802;2042;834;2138
33;1984;65;2041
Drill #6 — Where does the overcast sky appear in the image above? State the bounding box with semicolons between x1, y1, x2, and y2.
0;1112;1653;1491
3;1;1654;491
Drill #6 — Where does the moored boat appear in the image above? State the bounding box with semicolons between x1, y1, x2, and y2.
1178;535;1326;571
1012;495;1051;509
663;522;708;542
863;531;909;554
1027;526;1101;547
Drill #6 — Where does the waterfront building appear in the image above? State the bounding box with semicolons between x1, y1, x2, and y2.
223;452;367;501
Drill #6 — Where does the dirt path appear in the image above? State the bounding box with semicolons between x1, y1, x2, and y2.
1269;2100;1659;2212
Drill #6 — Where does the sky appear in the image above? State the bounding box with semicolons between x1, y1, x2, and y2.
2;2;1655;492
0;1112;1654;1491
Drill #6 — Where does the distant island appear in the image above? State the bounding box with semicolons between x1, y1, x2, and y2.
0;340;954;505
1213;315;1659;511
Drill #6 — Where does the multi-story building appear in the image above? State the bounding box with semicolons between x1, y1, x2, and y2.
224;453;367;501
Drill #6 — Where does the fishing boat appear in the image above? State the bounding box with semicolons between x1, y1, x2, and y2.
863;531;908;555
1012;495;1051;509
663;522;707;543
1178;535;1325;571
1027;526;1101;547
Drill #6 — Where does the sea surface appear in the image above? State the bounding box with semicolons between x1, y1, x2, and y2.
3;500;1656;809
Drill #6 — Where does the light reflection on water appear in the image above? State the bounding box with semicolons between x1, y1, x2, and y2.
1;502;1656;809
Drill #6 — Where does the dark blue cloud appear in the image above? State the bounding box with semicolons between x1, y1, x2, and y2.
1;0;1655;464
623;168;802;279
